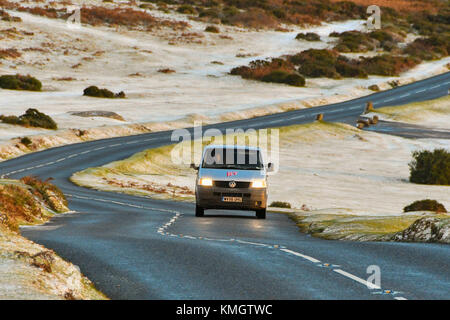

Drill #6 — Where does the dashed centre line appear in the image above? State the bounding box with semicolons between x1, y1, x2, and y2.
66;193;408;300
334;269;380;290
1;139;152;177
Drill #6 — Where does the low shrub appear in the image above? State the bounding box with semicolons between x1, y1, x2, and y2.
356;55;420;76
404;35;450;60
232;46;421;81
83;86;126;99
0;74;42;91
336;57;368;78
333;30;377;53
17;5;189;31
205;25;220;33
295;32;320;41
409;149;450;185
225;8;279;29
0;184;42;232
403;200;447;213
261;70;305;87
290;49;340;78
177;4;196;15
20;137;32;147
0;48;21;59
21;176;68;212
231;58;304;86
1;108;57;130
269;201;292;208
408;12;450;36
332;30;397;53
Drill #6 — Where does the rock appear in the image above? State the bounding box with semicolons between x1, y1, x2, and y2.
69;111;125;121
390;217;450;244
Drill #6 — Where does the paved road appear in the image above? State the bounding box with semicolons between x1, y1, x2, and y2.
2;72;450;299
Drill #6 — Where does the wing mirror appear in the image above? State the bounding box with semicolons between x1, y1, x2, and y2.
267;162;275;172
190;163;199;170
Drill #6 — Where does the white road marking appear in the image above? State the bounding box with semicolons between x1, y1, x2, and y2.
280;248;321;263
383;97;395;103
334;269;381;290
235;239;273;248
429;84;441;90
399;93;410;98
61;194;407;300
415;88;427;93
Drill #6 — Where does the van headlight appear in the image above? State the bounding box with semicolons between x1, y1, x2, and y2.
199;177;213;186
250;179;266;188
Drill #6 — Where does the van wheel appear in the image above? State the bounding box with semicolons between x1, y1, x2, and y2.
256;209;266;219
195;205;204;217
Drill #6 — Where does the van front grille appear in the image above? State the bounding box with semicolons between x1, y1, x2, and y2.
214;181;251;188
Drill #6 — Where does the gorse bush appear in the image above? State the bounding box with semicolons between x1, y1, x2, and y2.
230;58;304;86
83;86;126;99
290;49;342;78
0;74;42;91
295;32;320;41
269;201;292;208
409;149;450;185
262;70;305;87
0;184;42;231
205;25;220;33
188;0;370;28
21;176;68;212
356;55;419;76
0;176;68;231
0;108;57;129
231;46;424;83
291;49;367;79
404;35;450;60
20;137;32;147
177;4;197;14
331;30;397;53
17;4;189;30
403;199;447;213
332;30;377;53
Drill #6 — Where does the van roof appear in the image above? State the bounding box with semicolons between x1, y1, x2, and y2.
204;145;261;151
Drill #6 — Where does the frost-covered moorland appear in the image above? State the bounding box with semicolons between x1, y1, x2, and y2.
0;0;449;160
0;0;449;298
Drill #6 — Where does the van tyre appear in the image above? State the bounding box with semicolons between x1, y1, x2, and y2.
195;205;204;217
256;209;266;219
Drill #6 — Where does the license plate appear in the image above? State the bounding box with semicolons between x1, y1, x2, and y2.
222;196;242;203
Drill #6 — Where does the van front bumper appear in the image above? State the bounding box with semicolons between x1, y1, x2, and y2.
196;186;267;210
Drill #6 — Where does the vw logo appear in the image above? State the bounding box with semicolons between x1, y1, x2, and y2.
229;181;237;188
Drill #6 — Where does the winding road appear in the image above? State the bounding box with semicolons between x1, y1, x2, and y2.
2;72;450;299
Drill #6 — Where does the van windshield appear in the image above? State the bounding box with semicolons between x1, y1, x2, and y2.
202;147;263;170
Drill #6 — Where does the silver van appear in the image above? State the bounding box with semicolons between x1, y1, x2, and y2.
191;145;273;219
